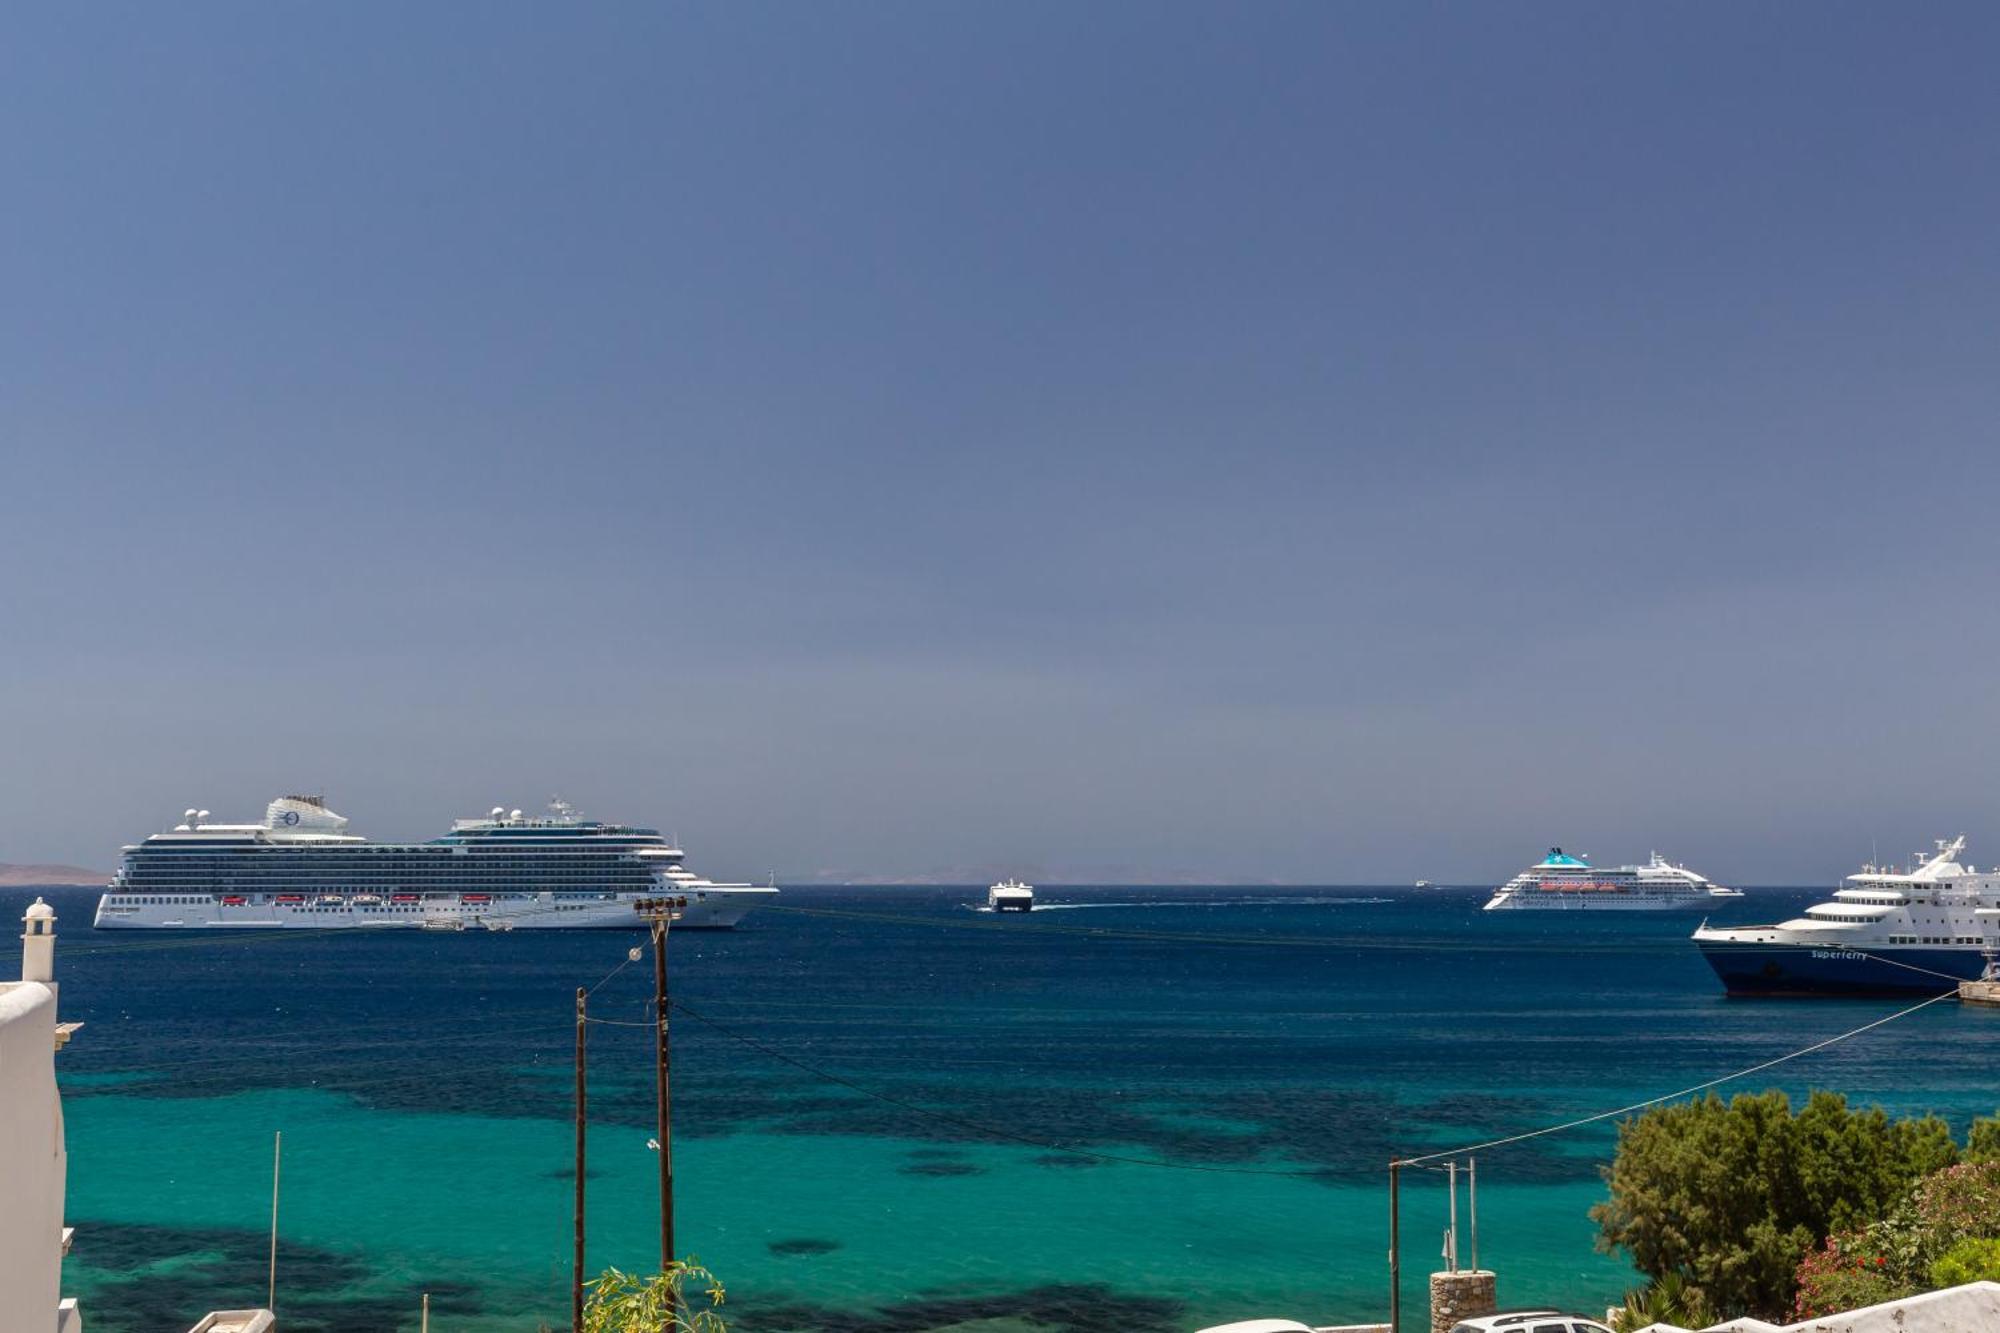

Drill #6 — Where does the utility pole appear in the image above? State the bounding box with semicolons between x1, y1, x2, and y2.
573;986;588;1333
1388;1158;1401;1333
269;1131;282;1315
635;896;687;1274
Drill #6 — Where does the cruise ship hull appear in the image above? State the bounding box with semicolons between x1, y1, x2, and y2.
1695;938;1982;997
94;889;775;931
1485;892;1732;911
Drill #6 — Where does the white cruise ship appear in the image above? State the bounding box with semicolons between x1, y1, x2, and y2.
1694;836;2000;995
1483;848;1741;911
94;796;776;931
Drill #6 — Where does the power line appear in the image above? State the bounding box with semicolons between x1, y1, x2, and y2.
1392;987;1961;1167
581;973;1963;1180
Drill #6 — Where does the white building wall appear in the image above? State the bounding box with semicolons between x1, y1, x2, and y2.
0;975;66;1333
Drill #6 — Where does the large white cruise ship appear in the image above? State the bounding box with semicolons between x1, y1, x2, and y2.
1483;848;1742;911
94;796;777;930
1694;836;2000;995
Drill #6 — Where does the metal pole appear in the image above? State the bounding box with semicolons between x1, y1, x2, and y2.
654;912;673;1274
268;1131;281;1313
421;1292;430;1333
1448;1160;1459;1272
1388;1160;1401;1333
1469;1156;1478;1272
574;986;588;1333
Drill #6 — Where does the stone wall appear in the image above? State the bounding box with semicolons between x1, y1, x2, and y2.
1429;1269;1497;1333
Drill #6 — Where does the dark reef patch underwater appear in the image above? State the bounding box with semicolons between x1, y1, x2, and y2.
742;1281;1184;1333
64;1220;484;1333
28;882;2000;1330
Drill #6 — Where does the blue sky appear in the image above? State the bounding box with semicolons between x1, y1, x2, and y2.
5;3;1999;881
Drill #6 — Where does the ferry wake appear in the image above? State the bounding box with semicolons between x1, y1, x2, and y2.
93;796;776;930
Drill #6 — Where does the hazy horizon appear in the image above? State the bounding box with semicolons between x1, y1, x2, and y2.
7;4;2000;883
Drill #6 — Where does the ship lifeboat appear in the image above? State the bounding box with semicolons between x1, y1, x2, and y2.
315;895;345;906
275;895;305;904
462;894;491;903
353;894;384;905
221;896;247;906
391;894;419;904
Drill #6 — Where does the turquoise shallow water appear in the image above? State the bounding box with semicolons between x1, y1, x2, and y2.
20;884;2000;1331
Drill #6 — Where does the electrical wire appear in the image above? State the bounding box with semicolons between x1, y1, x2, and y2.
570;976;1963;1180
1392;986;1961;1166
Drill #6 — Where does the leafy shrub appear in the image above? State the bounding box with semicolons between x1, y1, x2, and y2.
1792;1232;1914;1318
1931;1236;2000;1288
1791;1160;2000;1315
1609;1272;1714;1333
583;1261;727;1333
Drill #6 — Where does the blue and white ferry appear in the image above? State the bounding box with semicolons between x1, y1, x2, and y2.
1693;836;2000;995
93;796;776;930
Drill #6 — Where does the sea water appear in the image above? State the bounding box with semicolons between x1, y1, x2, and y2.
17;884;1998;1332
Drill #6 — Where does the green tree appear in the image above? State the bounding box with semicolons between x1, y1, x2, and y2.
582;1261;727;1333
1965;1114;2000;1163
1591;1090;1956;1320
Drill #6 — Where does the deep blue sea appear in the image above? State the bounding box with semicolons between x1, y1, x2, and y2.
17;884;2000;1332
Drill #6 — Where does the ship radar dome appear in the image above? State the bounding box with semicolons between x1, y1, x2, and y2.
509;809;523;821
197;810;211;820
185;809;199;821
491;807;506;819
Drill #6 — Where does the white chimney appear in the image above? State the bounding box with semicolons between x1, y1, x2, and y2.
21;897;55;984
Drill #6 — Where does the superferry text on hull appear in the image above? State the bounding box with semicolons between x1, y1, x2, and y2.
94;796;776;931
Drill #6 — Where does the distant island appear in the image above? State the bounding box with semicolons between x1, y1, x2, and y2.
787;867;1292;886
0;863;108;887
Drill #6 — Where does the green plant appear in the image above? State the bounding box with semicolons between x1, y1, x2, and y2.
582;1260;727;1333
1592;1089;1956;1320
1790;1158;2000;1315
1965;1114;2000;1163
1609;1271;1714;1333
1931;1236;2000;1288
1792;1231;1914;1318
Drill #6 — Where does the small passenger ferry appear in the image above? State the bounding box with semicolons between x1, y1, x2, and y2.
987;879;1035;912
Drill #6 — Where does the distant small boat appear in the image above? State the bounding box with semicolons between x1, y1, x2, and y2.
987;879;1035;913
1414;880;1432;890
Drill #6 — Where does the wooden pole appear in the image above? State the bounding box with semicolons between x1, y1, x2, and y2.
654;912;673;1274
574;986;589;1333
1388;1159;1401;1333
268;1131;282;1314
